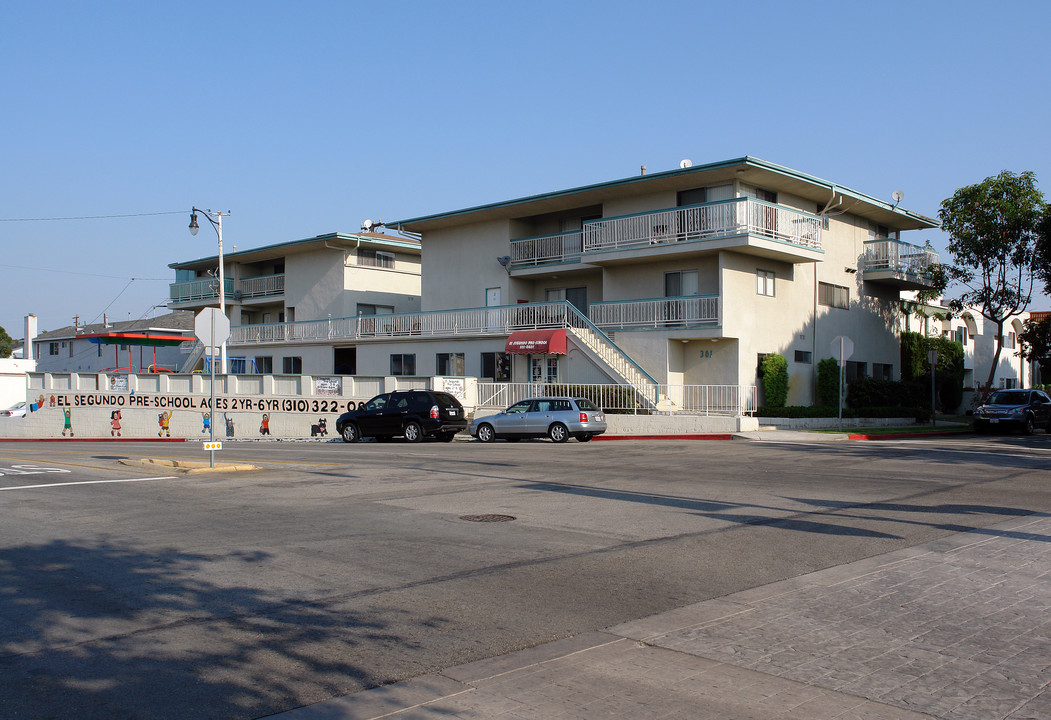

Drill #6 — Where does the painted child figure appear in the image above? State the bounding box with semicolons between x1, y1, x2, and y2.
111;410;122;437
62;408;73;437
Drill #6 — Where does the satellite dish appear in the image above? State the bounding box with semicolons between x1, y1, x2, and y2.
361;218;374;231
679;159;693;169
891;190;905;205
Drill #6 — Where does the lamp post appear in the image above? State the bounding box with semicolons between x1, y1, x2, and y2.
189;208;230;374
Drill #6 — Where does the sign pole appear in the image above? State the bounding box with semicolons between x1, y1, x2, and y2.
929;349;938;429
209;311;216;468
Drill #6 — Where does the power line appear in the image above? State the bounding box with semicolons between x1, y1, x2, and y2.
0;263;168;281
0;210;186;222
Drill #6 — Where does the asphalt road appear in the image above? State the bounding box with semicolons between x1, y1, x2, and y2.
1;434;1049;719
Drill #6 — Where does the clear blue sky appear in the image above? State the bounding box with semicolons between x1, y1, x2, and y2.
3;0;1049;338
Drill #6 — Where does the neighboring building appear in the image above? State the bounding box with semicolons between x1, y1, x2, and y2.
31;312;194;374
172;157;940;410
902;297;1032;404
169;232;422;374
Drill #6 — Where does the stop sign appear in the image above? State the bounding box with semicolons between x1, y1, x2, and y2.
194;308;231;348
831;335;854;363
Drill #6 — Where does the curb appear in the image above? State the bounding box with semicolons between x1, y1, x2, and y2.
118;458;260;473
594;434;734;441
847;430;971;440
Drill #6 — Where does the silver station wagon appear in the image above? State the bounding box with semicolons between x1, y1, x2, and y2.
470;396;607;443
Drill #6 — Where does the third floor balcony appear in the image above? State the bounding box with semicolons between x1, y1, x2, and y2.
509;197;824;271
860;240;939;290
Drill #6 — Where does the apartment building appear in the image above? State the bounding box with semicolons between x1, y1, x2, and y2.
168;157;939;411
169;231;422;374
383;156;939;406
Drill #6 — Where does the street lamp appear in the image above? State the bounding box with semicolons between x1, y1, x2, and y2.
189;207;230;374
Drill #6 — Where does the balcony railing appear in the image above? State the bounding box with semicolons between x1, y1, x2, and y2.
229;302;579;345
588;295;720;329
510;197;823;268
861;240;938;277
170;274;285;303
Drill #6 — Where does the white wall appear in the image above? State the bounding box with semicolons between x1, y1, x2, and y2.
0;358;34;409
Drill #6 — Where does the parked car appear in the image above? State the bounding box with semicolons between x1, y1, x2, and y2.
1;402;26;418
973;388;1051;435
470;397;607;443
336;390;467;443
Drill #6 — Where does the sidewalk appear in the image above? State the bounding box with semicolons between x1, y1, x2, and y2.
266;514;1051;720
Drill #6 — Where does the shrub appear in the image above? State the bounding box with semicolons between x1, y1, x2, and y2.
816;358;841;407
760;353;789;409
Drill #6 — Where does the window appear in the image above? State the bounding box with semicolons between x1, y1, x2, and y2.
845;361;867;383
818;282;849;309
390;354;416;376
757;269;775;297
436;352;465;376
481;352;511;381
256;356;274;374
952;327;968;346
1001;377;1017;389
69;341;74;357
546;286;587;312
49;342;59;356
333;347;356;375
357;303;395;316
794;350;812;364
1006;332;1017;349
677;187;707;207
665;270;699;297
358;248;395;269
282;356;302;374
872;363;893;381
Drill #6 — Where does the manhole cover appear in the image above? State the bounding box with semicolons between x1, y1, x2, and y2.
459;514;516;523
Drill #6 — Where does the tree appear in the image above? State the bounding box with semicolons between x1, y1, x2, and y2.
1019;316;1051;384
0;325;13;359
921;170;1045;392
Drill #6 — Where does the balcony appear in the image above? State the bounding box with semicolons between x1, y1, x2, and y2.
170;274;285;304
509;197;824;270
861;240;938;290
588;295;720;330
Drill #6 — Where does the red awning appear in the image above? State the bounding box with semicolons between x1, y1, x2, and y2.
505;329;568;355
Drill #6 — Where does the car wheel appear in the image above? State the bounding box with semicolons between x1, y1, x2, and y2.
548;422;569;443
340;424;360;443
476;423;496;443
1023;416;1035;435
576;433;593;442
403;421;424;443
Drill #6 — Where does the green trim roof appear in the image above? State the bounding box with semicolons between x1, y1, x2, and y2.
169;232;420;270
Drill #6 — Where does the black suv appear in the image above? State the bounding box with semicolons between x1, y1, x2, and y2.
336;390;467;443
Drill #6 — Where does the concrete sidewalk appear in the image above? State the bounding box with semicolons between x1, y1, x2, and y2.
266;514;1051;720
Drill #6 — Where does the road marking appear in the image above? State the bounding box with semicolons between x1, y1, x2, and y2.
0;476;178;491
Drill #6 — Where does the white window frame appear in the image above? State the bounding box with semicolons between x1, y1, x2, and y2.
757;269;775;297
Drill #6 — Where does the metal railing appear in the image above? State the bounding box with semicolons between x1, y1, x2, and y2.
170;274;284;302
237;274;285;298
589;295;720;329
509;198;823;268
861;239;938;277
475;382;756;416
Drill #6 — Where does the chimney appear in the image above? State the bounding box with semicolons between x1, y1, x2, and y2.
24;314;37;360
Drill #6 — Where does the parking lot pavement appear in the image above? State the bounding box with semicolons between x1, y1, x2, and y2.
270;513;1051;720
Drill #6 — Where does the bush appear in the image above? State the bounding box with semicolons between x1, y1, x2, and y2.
816;358;841;407
760;353;789;409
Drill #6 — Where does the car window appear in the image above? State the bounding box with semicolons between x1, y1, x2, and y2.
393;396;412;410
552;399;572;412
506;401;531;414
1038;392;1051;404
535;400;553;413
433;392;461;409
364;394;389;411
988;390;1027;405
575;398;599;411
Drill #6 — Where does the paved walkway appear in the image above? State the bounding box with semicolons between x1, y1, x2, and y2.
266;514;1051;720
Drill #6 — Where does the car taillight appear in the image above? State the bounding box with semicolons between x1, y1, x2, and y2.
431;405;439;420
580;412;588;422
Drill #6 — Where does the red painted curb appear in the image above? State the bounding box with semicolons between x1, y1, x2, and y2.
847;431;967;440
594;434;734;441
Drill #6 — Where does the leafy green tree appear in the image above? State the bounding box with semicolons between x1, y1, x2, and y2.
760;353;789;409
0;325;13;359
1019;316;1051;383
920;170;1045;392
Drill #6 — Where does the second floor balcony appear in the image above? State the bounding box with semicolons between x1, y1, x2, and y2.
510;197;824;270
170;273;285;305
861;240;938;290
